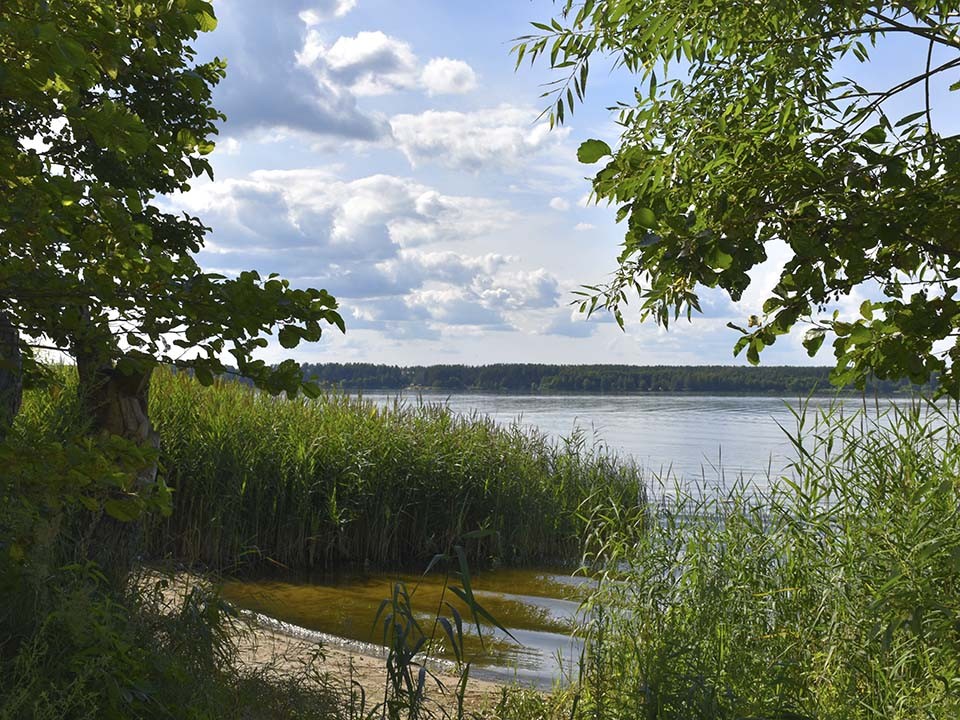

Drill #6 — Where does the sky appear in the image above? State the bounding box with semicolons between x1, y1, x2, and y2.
164;0;954;368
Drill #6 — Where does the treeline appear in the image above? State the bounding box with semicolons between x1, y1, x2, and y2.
300;363;933;395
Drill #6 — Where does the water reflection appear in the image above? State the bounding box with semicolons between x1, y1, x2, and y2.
221;568;588;687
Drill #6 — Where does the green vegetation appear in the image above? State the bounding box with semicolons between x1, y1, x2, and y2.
2;0;343;412
147;368;640;570
10;366;960;718
4;0;959;717
16;366;642;572
0;567;343;720
1;389;343;719
517;1;960;395
302;362;932;394
4;366;639;718
567;402;960;719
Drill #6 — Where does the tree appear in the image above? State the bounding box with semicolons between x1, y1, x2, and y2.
0;0;345;569
1;0;344;445
515;1;960;395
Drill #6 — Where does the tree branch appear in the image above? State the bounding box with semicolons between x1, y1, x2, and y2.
865;8;960;49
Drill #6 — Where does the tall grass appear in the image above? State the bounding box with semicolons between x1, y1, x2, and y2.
3;390;346;719
573;399;960;719
149;369;642;570
17;366;643;571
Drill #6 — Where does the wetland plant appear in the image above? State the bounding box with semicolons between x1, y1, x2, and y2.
572;399;960;719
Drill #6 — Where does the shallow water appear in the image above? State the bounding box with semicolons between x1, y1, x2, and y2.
221;567;589;687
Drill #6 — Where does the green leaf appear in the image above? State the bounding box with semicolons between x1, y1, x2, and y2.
803;328;826;357
278;326;300;349
635;207;657;228
104;498;142;522
709;248;733;270
196;11;218;32
577;139;612;163
194;365;214;385
862;125;886;144
895;111;927;127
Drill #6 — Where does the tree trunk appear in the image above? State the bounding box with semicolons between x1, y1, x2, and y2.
77;354;160;485
0;310;22;441
75;347;160;584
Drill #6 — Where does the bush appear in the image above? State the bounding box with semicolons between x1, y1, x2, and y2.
1;370;343;719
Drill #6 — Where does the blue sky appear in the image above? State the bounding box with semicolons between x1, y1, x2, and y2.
167;1;952;367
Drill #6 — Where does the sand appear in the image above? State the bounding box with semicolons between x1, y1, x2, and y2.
152;571;504;715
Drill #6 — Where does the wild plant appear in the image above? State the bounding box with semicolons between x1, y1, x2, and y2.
573;399;960;719
371;541;516;720
138;368;643;572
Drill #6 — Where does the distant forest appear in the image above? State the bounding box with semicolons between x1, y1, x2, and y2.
300;363;933;395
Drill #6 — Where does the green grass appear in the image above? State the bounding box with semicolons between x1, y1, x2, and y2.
0;563;345;720
16;366;643;571
571;399;960;719
148;368;642;570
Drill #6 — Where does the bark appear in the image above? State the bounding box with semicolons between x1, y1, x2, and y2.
75;344;160;584
0;310;23;441
77;353;160;487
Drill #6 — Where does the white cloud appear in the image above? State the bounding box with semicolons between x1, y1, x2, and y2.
198;6;478;142
216;137;242;155
298;29;477;99
420;58;478;95
739;239;794;315
206;3;386;141
303;31;420;96
176;170;555;315
299;0;357;24
182;170;510;265
549;196;570;212
377;250;510;290
542;310;598;338
408;287;512;327
390;105;570;171
474;269;560;310
574;222;595;231
175;166;568;341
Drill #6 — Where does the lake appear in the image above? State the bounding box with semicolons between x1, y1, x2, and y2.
358;392;901;486
226;391;923;687
221;567;589;689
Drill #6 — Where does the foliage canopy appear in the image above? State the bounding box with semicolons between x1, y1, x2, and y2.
515;1;960;395
0;0;343;399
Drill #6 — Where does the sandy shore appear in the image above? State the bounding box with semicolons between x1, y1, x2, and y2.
155;572;504;715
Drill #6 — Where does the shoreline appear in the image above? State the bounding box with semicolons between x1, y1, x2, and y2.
158;572;505;713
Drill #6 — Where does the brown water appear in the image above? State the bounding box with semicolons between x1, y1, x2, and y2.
221;568;590;687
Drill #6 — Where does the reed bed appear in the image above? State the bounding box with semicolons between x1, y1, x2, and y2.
17;366;643;571
573;399;960;719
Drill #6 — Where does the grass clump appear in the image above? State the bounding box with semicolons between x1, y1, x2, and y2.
142;368;642;571
0;565;344;720
571;399;960;719
1;398;344;720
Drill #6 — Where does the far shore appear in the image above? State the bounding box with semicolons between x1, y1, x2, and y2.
318;386;927;398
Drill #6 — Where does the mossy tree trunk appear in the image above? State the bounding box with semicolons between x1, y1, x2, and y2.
0;311;22;441
75;344;160;583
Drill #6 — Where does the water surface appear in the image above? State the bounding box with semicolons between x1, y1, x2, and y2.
222;568;587;687
359;393;902;484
